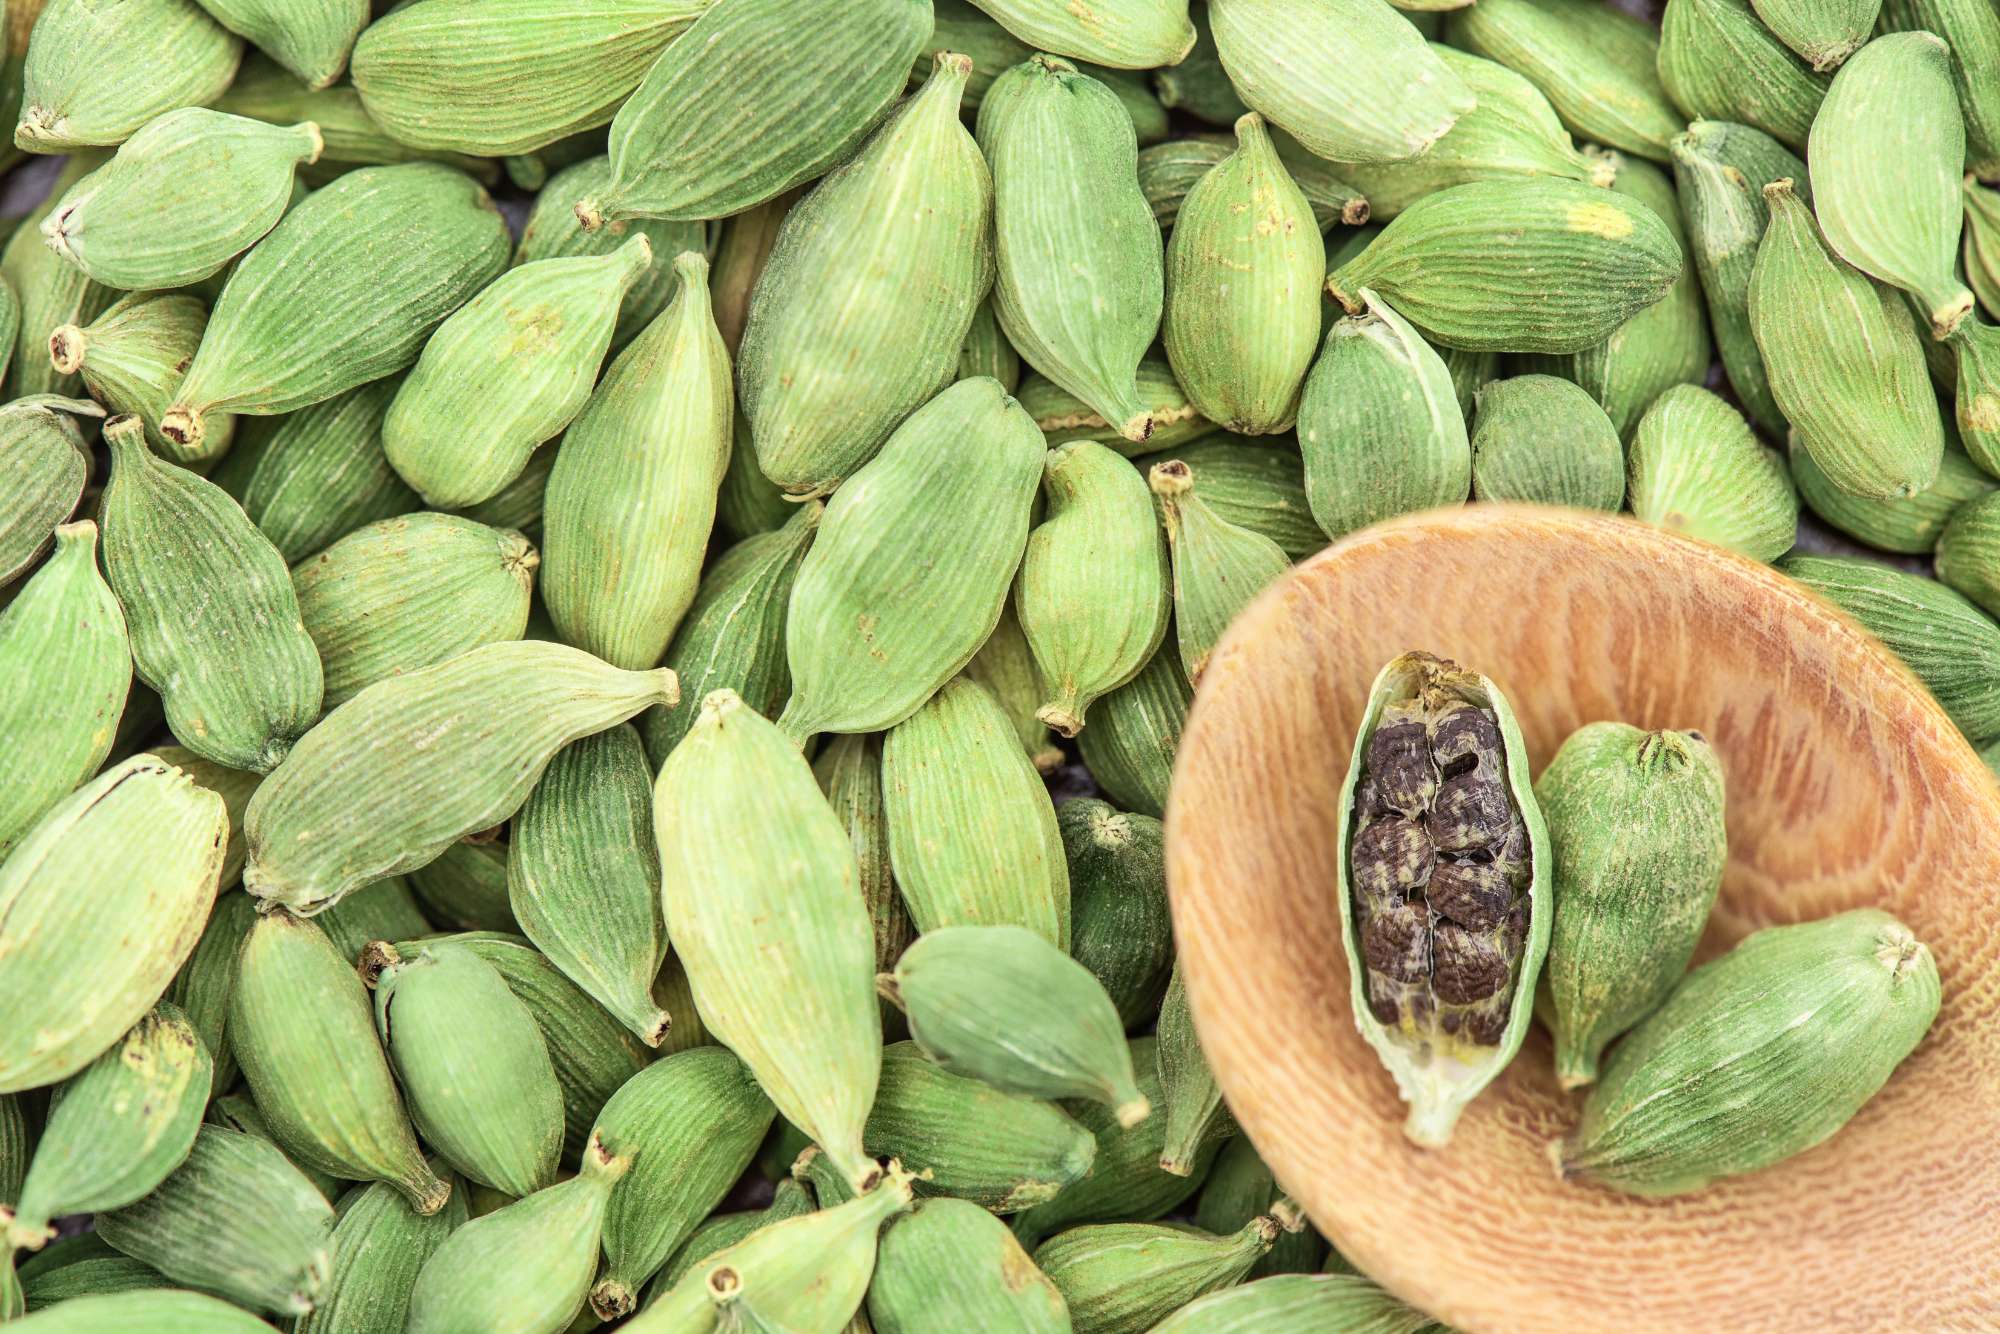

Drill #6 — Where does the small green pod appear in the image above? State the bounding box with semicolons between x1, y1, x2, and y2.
883;925;1148;1127
49;293;236;464
1326;177;1685;354
542;252;731;671
193;0;365;90
1537;723;1729;1089
914;0;1031;107
957;297;1021;393
1076;644;1191;820
349;0;708;157
1749;181;1945;499
4;1005;211;1251
1060;800;1173;1029
778;377;1043;741
150;752;260;888
208;378;417;566
314;876;431;965
1151;2;1245;127
655;691;883;1193
1445;0;1679;161
742;51;993;498
1626;385;1799;561
382;236;654;510
161;163;511;455
5;1289;276;1332
1561;909;1940;1196
17;1254;170;1310
3;170;117;399
1137;136;1230;232
1967;165;2000;320
1195;1137;1329;1279
242;641;676;916
1016;358;1213;458
1660;0;1829;155
965;603;1066;774
230;910;449;1213
404;1137;632;1334
1934;491;2000;618
813;734;917;1001
95;1124;334;1316
39;108;320;290
584;1048;777;1321
1885;0;2000;180
1808;32;1976;339
163;888;255;1094
204;1092;344;1204
0;397;96;585
1163;113;1324;436
1952;319;2000;476
1150;458;1291;686
964;0;1192;68
293;513;537;709
510;725;670;1046
100;416;324;772
0;520;127;855
405;840;516;934
0;755;225;1095
1468;374;1625;511
293;1171;470;1334
1035;1215;1280;1334
579;0;930;227
653;1179;815;1294
1752;0;1880;70
1151;1272;1438;1334
1792;429;1995;554
714;416;792;545
1780;553;2000;743
868;1197;1071;1334
373;942;564;1197
14;0;241;152
1135;437;1320;561
1156;964;1236;1176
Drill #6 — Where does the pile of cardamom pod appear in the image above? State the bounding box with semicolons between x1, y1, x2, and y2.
0;0;1992;1329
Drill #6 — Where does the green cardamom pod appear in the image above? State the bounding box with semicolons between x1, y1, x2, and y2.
404;1137;631;1334
101;416;324;771
49;293;237;463
1156;963;1237;1177
1137;136;1230;232
654;1180;815;1295
230;909;449;1213
1659;0;1828;154
917;0;1031;107
1669;119;1808;437
868;1197;1071;1333
1951;318;2000;474
4;157;116;399
350;0;706;157
883;924;1147;1125
383;236;654;509
17;1253;170;1311
3;1005;210;1251
578;0;929;227
1749;180;1945;499
1626;384;1799;561
713;416;792;546
1751;0;1881;70
1152;1272;1437;1334
204;1042;340;1206
1210;0;1470;164
1195;1137;1330;1279
1060;800;1172;1029
292;1170;469;1334
978;56;1163;443
813;734;918;1016
1469;374;1625;510
314;875;430;964
15;0;241;151
965;0;1192;68
1076;643;1191;820
243;641;676;915
743;52;992;498
498;127;604;192
161;163;510;454
1780;552;2000;742
164;889;256;1093
655;690;883;1193
0;397;96;585
1151;459;1290;686
150;748;257;889
1152;2;1245;127
1537;723;1728;1089
964;602;1065;774
585;1048;776;1322
194;0;365;91
10;1288;278;1330
0;520;127;855
708;193;793;359
778;378;1042;741
1327;178;1685;354
1016;358;1213;457
957;296;1021;393
1792;427;1995;554
1886;0;2000;180
1933;490;2000;618
0;269;18;386
1446;0;1678;160
1561;909;1939;1196
1969;177;2000;320
1338;651;1550;1147
405;839;516;934
0;755;224;1094
1037;1215;1281;1334
542;251;730;670
40;108;320;290
1135;438;1318;561
213;52;496;182
1809;32;1976;338
95;1124;333;1316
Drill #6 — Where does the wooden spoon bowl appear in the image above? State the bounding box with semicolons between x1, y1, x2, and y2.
1165;505;2000;1331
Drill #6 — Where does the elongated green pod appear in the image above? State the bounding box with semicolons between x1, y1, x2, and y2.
1749;181;1945;499
542;251;731;670
1659;0;1828;155
17;1254;170;1309
0;1093;29;1211
6;1289;275;1332
1195;1137;1329;1279
405;840;516;934
1150;1;1243;122
4;167;116;398
1792;429;1995;554
1016;358;1212;458
351;0;708;156
212;52;497;181
580;0;930;226
0;270;17;386
162;163;511;453
1137;438;1318;560
1884;0;2000;179
743;52;992;497
1751;0;1879;70
655;691;882;1193
100;417;323;771
778;378;1043;741
654;1179;816;1294
869;1197;1071;1333
813;733;917;997
163;887;255;1095
1337;652;1550;1147
978;56;1162;444
1950;318;2000;476
1809;32;1975;338
1150;459;1290;686
229;910;448;1213
966;0;1191;68
965;603;1065;774
1152;1272;1437;1333
1936;491;2000;617
1561;910;1939;1196
293;513;536;708
714;416;792;544
1469;374;1625;511
0;521;127;854
293;1171;469;1334
242;640;676;915
1972;179;2000;321
4;1005;210;1250
584;1048;776;1321
0;756;225;1094
1060;800;1173;1029
0;398;96;585
405;1137;631;1334
1626;385;1799;561
95;1124;333;1316
1036;1215;1279;1334
1155;964;1235;1176
49;293;236;463
1077;645;1189;819
16;0;241;151
204;1091;343;1203
194;0;365;89
314;876;430;964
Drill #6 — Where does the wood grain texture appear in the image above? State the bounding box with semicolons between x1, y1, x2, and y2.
1164;505;2000;1332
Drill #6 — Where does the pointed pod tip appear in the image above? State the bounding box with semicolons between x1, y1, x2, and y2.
589;1281;637;1322
1342;197;1371;226
700;687;743;722
52;517;97;546
406;1170;452;1217
1035;702;1083;738
159;407;205;449
574;199;605;233
47;324;85;375
297;120;325;165
654;667;681;708
932;49;975;81
671;249;709;285
1113;1093;1152;1129
1148;459;1193;498
103;413;149;454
